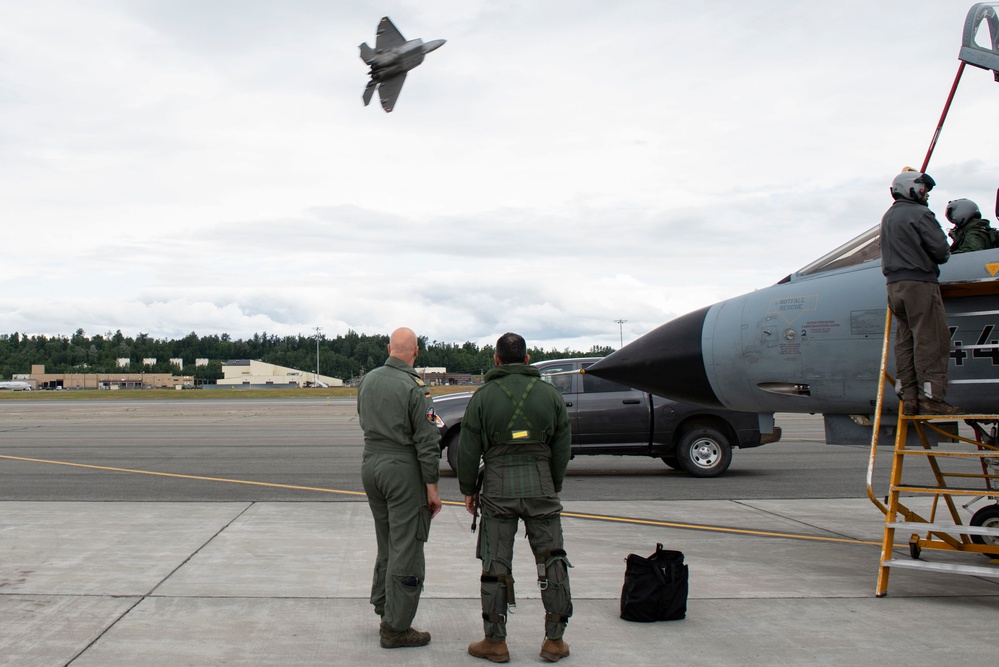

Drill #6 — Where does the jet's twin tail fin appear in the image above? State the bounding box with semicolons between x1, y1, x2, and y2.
359;42;376;64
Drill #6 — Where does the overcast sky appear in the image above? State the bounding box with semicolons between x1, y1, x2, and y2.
2;0;998;352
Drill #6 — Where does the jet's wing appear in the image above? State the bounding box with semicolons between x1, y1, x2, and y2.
375;17;406;51
377;72;406;112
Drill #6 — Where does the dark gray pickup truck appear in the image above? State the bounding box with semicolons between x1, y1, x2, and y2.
432;357;781;477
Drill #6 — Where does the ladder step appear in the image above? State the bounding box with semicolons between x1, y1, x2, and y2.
902;413;999;420
892;485;991;496
883;559;999;578
887;521;999;536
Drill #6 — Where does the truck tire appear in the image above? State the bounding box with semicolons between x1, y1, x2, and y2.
445;430;460;472
676;425;732;477
660;455;682;470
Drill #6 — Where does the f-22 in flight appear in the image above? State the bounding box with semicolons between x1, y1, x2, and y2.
359;17;445;112
587;3;999;445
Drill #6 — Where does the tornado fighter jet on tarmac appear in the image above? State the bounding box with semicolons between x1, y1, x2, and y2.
587;3;999;445
359;17;445;112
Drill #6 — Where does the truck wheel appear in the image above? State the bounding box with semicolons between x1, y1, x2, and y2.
676;425;732;478
970;504;999;548
445;431;460;472
660;456;682;470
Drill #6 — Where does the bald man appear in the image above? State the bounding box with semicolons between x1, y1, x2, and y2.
357;327;443;649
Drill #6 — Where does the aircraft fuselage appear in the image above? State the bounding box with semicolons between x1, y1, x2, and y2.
366;39;444;82
588;232;999;417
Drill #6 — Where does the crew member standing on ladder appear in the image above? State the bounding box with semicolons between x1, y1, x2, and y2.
880;168;962;416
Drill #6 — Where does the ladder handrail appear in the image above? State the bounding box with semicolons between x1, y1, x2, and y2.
866;308;895;514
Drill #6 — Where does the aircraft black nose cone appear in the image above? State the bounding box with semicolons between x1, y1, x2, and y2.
586;306;722;408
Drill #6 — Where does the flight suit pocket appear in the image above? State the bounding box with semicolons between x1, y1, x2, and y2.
536;459;556;497
415;505;430;542
483;463;505;497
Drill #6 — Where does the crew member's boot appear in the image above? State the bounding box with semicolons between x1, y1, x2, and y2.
379;624;431;649
918;397;962;416
468;637;510;662
919;383;963;416
540;637;570;662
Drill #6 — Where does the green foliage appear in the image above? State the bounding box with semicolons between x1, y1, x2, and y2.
0;330;605;382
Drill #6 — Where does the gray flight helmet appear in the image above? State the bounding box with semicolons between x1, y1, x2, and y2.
890;170;936;203
945;198;981;226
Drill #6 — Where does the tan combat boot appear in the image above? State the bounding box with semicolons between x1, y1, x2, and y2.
540;637;570;662
918;397;963;416
468;637;510;662
379;625;431;649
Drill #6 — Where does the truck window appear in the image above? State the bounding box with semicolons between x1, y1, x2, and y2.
580;363;633;394
539;365;574;394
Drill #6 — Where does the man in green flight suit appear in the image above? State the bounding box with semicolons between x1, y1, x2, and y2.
459;332;573;663
946;198;998;254
357;327;442;649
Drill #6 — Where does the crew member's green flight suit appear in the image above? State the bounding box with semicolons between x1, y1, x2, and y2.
950;217;998;254
458;363;573;641
358;356;441;632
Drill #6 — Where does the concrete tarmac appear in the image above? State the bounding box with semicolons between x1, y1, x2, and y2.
3;495;999;666
2;402;998;664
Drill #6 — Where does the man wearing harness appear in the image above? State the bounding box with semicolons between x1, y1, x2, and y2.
458;332;573;663
357;327;443;649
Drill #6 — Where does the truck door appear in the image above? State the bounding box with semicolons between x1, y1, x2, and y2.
537;362;581;441
574;361;650;448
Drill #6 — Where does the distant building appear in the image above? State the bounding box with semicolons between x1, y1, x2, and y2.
170;358;183;369
116;358;129;369
415;367;473;385
213;360;344;389
28;365;193;390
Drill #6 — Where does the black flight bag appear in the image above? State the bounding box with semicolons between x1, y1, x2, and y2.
620;543;688;622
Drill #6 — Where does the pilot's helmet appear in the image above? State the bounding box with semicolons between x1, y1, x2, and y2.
945;198;981;227
890;169;935;203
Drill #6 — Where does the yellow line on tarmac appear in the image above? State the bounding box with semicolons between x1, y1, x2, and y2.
560;510;882;546
0;454;368;497
0;454;880;547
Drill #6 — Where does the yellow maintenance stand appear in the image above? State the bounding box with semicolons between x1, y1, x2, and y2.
868;285;999;597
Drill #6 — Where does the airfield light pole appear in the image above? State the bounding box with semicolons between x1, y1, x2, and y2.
614;319;627;349
314;327;322;385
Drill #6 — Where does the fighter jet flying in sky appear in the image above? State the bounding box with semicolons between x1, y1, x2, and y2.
359;17;445;112
587;3;999;445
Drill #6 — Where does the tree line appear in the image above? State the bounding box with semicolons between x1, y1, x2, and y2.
0;330;612;383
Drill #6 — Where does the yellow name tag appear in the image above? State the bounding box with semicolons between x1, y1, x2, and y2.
511;430;529;439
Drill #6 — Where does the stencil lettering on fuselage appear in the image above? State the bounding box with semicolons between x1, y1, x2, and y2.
767;295;819;324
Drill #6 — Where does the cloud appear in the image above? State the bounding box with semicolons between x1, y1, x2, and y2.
1;1;997;353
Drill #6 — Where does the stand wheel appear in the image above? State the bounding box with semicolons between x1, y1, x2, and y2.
970;504;999;549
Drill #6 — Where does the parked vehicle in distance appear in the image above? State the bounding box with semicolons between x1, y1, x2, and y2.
432;358;782;478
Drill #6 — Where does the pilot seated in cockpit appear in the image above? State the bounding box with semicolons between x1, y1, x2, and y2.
945;198;999;254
